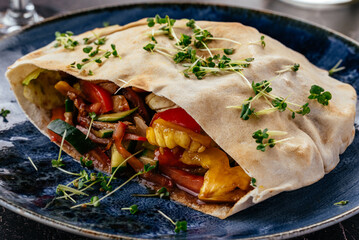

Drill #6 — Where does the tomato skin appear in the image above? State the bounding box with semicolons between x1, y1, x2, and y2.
159;165;204;193
81;81;113;114
154;148;187;168
49;107;65;142
151;108;201;133
123;133;147;141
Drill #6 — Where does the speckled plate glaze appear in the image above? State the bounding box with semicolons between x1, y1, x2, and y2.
0;3;359;240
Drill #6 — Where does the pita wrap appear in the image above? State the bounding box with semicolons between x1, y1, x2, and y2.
5;18;356;219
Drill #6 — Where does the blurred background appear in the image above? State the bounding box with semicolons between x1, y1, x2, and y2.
0;0;358;239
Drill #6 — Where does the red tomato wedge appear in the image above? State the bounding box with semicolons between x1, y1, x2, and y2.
151;108;201;133
81;81;113;114
48;107;65;142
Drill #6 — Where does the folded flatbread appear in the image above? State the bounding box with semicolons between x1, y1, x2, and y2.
6;18;356;219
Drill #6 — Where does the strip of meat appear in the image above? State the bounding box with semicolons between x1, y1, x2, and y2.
77;116;117;129
76;125;110;145
98;82;119;95
122;88;150;124
86;148;111;173
67;91;87;116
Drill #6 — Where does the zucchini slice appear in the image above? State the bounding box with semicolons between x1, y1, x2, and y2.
47;119;96;154
92;129;113;138
111;145;127;172
96;107;138;122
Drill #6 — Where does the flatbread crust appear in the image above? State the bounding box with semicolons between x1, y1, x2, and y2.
6;19;356;219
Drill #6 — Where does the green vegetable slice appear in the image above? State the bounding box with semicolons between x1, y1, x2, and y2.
111;145;127;173
47;119;96;154
92;129;113;138
96;107;138;122
22;68;44;86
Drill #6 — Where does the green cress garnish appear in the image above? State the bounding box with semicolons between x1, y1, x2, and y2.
71;163;155;209
250;177;257;187
275;63;300;74
143;16;250;83
80;156;93;169
121;204;139;214
328;59;345;76
158;210;188;233
54;31;79;50
27;156;38;171
132;187;170;199
308;85;332;106
252;128;292;152
70;43;120;75
250;35;266;48
227;78;311;120
334;200;349;206
0;108;10;122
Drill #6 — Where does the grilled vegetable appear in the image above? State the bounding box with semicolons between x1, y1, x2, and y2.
47;119;96;154
96;107;138;122
92;129;114;138
111;144;127;172
145;93;176;111
81;81;113;114
146;119;211;153
151;108;202;133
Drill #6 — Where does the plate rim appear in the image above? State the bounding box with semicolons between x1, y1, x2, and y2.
0;2;358;239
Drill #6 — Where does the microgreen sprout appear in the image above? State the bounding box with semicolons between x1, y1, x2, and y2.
158;210;187;233
0;108;10;122
334;200;349;206
240;99;255;120
146;15;179;42
144;17;250;82
54;31;79;50
328;59;345;76
224;48;235;55
86;112;96;139
27;156;38;171
250;35;265;48
71;43;119;75
252;128;292;152
252;80;272;95
308;85;332;106
177;34;192;48
71;163;154;209
132;187;170;199
121;204;138;214
186;19;241;45
80;156;93;169
83;46;93;53
91;196;100;207
103;21;110;27
251;177;257;187
275;63;300;74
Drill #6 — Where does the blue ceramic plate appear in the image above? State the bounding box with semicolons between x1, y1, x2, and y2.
0;3;358;239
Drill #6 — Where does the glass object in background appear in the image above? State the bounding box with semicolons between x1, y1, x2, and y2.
280;0;356;8
0;0;43;35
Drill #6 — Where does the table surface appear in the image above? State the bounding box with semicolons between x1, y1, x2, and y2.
0;0;359;239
